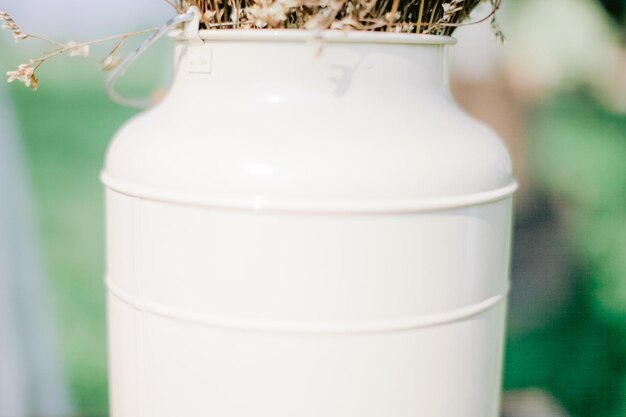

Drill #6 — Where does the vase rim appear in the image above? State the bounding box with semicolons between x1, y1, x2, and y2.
169;29;456;45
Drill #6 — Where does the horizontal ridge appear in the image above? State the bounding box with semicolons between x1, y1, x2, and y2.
106;277;508;335
101;173;517;214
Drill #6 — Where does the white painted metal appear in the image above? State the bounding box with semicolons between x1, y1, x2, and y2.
103;29;516;417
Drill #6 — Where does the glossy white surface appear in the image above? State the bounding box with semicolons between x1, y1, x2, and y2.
104;31;515;417
105;34;514;205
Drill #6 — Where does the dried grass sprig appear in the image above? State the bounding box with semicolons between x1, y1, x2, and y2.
0;8;159;90
0;10;28;42
489;0;505;44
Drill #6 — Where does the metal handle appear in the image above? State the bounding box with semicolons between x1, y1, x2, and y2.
106;7;200;109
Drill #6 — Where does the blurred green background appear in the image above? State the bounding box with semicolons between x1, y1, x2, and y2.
11;83;131;415
1;0;625;416
2;23;169;414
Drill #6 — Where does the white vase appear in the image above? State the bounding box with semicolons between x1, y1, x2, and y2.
102;30;516;417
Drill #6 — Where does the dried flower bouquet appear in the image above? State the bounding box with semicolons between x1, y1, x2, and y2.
1;0;502;90
177;0;499;35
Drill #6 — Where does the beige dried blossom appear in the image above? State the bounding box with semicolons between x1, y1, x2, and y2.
384;11;401;24
0;10;28;42
438;0;464;25
303;0;346;30
204;10;218;24
246;0;290;28
7;63;39;90
393;22;416;33
303;13;328;30
66;41;91;58
101;54;121;71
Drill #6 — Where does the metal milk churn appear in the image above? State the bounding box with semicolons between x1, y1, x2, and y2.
103;19;516;417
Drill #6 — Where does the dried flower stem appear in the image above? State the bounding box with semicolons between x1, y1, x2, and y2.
2;14;158;90
163;0;185;12
416;1;425;33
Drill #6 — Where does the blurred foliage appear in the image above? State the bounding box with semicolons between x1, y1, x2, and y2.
530;93;626;327
504;274;626;417
9;81;135;415
597;0;626;25
504;92;626;417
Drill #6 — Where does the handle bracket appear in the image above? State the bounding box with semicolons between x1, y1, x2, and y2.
106;7;203;108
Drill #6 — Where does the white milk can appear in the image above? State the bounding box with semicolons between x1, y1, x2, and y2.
103;25;516;417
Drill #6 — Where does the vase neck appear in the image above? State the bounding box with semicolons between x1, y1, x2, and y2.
169;37;450;103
